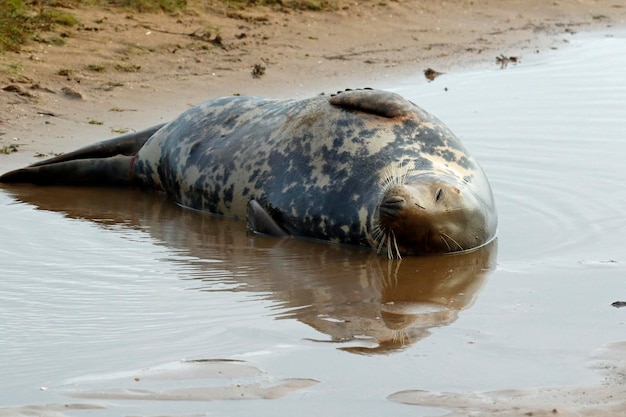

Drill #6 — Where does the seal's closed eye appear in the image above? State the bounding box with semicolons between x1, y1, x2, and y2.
435;188;444;202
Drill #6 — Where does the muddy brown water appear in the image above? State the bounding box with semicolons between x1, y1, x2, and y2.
1;32;625;416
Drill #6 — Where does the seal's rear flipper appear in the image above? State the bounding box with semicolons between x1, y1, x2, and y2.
0;155;133;186
246;200;289;237
28;123;166;168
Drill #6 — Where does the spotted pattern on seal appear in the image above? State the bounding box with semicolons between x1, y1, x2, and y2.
130;89;495;249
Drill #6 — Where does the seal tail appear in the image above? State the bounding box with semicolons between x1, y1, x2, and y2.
0;123;166;186
27;123;165;168
0;155;134;186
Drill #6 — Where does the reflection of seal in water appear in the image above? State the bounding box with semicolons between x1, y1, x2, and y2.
0;89;497;256
1;185;498;353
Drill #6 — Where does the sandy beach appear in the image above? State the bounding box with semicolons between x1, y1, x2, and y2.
0;0;624;169
1;2;626;416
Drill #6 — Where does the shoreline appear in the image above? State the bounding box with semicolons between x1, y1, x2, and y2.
0;0;624;170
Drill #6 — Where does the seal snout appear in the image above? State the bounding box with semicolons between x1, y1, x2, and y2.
379;195;409;219
375;180;478;256
379;184;443;221
375;184;431;255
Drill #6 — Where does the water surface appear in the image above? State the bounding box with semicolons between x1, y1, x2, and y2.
1;32;625;416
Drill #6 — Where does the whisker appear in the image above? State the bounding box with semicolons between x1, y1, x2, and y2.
391;230;402;259
439;234;452;251
371;225;381;241
372;221;404;259
392;328;409;346
441;232;464;251
377;233;387;254
378;159;414;190
384;257;402;287
401;165;413;185
372;221;404;260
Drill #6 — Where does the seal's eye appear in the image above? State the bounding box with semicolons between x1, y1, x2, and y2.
435;188;444;202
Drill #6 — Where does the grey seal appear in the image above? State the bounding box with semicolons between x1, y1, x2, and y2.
0;89;497;257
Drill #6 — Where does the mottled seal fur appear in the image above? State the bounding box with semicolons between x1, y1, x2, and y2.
0;89;497;256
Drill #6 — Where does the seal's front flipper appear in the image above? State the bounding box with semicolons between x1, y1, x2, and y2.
28;123;166;168
246;200;289;237
0;155;133;186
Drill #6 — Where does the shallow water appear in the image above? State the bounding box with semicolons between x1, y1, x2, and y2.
1;32;625;416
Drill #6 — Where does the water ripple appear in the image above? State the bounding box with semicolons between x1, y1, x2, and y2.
400;34;626;264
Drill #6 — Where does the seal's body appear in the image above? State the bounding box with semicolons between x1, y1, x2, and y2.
0;89;497;256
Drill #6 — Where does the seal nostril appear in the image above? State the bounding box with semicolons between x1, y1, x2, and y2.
379;196;406;218
383;196;405;206
435;188;443;202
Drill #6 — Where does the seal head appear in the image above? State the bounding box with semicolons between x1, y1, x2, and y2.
376;175;494;257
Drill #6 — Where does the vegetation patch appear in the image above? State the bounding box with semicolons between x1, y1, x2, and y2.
42;8;79;26
0;144;20;154
114;63;141;72
107;0;188;13
5;61;23;75
226;0;337;10
87;64;106;72
1;0;78;51
0;0;187;52
57;68;73;76
0;0;30;52
1;0;337;53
